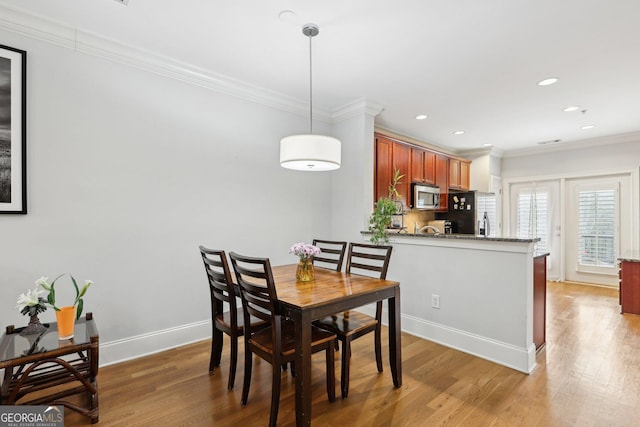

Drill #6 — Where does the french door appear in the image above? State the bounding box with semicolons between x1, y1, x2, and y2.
509;181;561;280
565;176;630;286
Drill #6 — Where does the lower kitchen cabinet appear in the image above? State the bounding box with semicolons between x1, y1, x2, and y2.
533;253;548;351
619;257;640;315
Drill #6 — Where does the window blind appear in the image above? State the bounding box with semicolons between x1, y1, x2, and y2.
516;191;548;253
578;189;616;267
477;193;497;237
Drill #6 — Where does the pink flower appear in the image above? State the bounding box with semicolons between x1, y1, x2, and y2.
289;242;321;260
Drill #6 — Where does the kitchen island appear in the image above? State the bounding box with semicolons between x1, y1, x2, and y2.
360;231;542;373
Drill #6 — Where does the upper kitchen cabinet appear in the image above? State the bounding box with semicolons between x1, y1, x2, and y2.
434;154;449;211
374;135;411;205
374;132;471;209
410;148;436;185
374;135;393;202
392;141;411;205
449;158;471;191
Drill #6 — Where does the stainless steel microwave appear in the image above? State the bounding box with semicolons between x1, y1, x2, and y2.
412;183;440;210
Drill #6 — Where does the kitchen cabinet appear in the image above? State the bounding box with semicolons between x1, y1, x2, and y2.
449;158;470;191
619;258;640;315
374;135;411;205
533;254;548;350
374;132;471;210
374;136;393;202
392;142;411;205
434;154;449;211
410;148;435;185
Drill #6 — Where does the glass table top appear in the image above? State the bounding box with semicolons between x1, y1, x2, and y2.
0;317;98;365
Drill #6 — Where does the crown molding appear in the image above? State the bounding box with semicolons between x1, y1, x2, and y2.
0;2;337;122
332;98;384;123
457;146;505;159
502;131;640;158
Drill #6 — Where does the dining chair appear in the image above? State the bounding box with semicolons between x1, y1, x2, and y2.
313;242;393;399
312;239;348;272
229;252;336;427
199;246;267;390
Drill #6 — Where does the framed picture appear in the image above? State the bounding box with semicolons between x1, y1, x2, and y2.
0;44;26;214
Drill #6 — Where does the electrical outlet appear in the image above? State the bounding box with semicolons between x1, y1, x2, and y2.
431;294;440;309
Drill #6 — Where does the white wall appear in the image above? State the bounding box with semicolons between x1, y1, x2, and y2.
502;136;640;179
331;102;379;243
0;29;338;364
502;135;640;278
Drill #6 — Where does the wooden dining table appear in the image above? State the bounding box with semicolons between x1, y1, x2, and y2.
272;264;402;427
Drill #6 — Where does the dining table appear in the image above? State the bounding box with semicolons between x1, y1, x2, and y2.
272;264;402;427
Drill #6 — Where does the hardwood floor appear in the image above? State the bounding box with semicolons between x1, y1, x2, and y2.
61;282;640;426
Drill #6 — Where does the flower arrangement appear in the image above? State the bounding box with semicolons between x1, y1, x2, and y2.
289;242;321;260
16;286;48;317
289;242;320;282
36;274;93;320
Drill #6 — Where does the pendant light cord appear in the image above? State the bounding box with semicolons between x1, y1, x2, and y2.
308;31;313;134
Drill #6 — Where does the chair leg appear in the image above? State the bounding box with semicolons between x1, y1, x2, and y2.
241;349;252;405
228;334;238;390
269;360;282;427
326;344;336;402
374;323;383;373
210;327;223;372
341;337;352;399
375;301;383;373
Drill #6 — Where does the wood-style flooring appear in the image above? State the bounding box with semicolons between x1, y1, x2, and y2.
61;282;640;426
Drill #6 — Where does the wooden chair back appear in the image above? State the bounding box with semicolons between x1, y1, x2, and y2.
199;246;237;323
228;252;279;326
346;243;393;280
312;239;347;272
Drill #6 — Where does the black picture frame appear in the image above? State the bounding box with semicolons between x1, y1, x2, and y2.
0;44;27;214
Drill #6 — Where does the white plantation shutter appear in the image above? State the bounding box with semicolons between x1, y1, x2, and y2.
578;189;616;267
477;193;497;237
516;190;548;253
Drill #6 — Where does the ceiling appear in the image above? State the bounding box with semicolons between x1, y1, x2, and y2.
2;0;640;154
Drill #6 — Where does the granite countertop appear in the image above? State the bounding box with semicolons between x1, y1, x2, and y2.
360;230;541;243
618;251;640;262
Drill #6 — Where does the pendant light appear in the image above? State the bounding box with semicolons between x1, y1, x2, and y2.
280;23;341;171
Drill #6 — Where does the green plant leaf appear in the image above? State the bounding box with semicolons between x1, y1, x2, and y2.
71;275;80;300
48;287;55;306
76;299;84;320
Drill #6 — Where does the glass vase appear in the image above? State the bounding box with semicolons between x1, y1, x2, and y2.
56;306;77;340
20;314;47;336
296;258;315;282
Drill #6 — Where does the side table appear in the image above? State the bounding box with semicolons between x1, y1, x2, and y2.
0;312;99;423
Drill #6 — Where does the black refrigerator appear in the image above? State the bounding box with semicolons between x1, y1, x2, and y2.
436;191;496;235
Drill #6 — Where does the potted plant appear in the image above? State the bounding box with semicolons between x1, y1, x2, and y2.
368;168;404;245
37;274;93;339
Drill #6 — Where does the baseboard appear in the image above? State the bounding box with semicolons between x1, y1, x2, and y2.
99;320;211;367
100;311;537;374
356;306;536;374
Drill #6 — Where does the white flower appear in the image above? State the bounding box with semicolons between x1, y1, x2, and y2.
16;286;44;312
78;280;93;298
35;276;51;290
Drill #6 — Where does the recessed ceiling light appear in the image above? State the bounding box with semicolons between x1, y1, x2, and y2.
483;143;493;147
581;125;595;130
278;10;298;23
538;78;559;86
415;114;428;120
563;106;580;112
453;131;465;135
537;139;562;145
